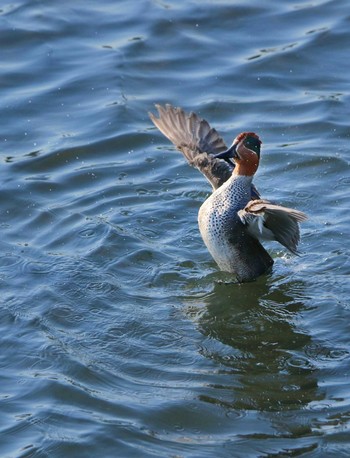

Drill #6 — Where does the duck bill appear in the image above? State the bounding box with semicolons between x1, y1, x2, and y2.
213;144;238;161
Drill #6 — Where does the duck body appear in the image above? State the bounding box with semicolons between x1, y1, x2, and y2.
198;174;273;281
199;175;252;264
149;104;306;282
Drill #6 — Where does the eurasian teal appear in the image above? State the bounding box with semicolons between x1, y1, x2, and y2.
149;104;307;282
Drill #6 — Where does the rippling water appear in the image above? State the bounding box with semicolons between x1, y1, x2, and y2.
1;0;350;456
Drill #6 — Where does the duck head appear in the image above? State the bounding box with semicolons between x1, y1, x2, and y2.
214;132;261;176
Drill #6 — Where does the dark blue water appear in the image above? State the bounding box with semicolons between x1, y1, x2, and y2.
1;1;350;456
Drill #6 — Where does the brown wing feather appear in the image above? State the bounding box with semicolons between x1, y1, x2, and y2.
243;199;307;254
149;104;233;190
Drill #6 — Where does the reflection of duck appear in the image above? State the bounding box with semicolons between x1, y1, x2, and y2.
193;280;319;412
150;105;307;282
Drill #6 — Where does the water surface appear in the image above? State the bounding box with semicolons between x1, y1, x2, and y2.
1;0;350;456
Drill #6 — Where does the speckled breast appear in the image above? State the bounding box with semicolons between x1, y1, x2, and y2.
198;175;253;272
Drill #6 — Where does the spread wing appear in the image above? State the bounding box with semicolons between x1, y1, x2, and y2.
149;104;234;190
238;199;307;254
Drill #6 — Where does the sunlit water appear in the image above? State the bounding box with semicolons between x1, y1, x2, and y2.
1;0;350;456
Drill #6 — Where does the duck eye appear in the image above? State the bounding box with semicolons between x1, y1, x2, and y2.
244;135;261;157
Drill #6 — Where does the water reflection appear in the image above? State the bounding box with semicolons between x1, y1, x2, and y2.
192;278;324;412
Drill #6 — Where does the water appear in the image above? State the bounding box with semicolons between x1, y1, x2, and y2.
1;0;350;456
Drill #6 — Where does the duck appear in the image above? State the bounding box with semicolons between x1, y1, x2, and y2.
149;104;307;282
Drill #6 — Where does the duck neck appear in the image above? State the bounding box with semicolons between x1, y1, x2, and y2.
233;161;259;177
